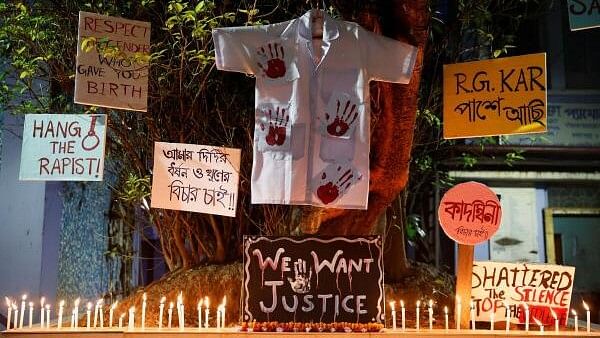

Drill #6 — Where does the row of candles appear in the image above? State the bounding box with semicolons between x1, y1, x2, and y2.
4;292;227;331
388;296;593;333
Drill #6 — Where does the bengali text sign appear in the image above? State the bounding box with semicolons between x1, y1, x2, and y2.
568;0;600;31
151;142;240;217
443;53;547;139
19;114;106;181
243;236;384;324
75;11;150;111
438;181;502;245
472;261;575;326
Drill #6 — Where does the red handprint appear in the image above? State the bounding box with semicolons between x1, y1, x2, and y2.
257;43;287;79
325;99;359;137
316;166;355;205
260;107;289;146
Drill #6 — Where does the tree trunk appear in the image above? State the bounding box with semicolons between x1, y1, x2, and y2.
311;0;430;235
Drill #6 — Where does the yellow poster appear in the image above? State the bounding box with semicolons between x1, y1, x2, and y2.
443;53;547;139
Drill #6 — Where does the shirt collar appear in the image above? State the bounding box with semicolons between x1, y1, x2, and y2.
281;9;340;43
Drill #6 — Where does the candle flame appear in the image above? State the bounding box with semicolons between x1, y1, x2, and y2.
143;293;147;301
550;307;557;319
5;297;11;307
111;301;119;310
198;299;203;308
456;295;461;303
523;303;529;310
205;296;209;308
583;301;590;311
45;304;50;310
120;313;125;319
429;299;433;308
22;294;27;300
444;306;448;314
12;303;17;310
400;300;404;308
129;306;135;313
74;298;80;306
416;300;421;307
177;291;183;303
572;309;577;316
389;301;396;311
40;297;45;306
222;296;226;306
29;302;34;307
533;317;542;326
87;302;92;310
160;296;166;304
470;300;474;309
59;300;65;307
169;302;174;309
97;299;103;306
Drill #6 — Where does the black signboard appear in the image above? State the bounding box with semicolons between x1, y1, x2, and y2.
242;236;384;323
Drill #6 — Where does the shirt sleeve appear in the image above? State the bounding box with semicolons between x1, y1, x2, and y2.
361;28;418;84
212;26;267;75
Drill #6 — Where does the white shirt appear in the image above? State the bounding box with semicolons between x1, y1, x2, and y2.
212;10;416;209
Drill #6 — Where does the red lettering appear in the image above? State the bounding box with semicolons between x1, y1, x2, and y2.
84;16;95;32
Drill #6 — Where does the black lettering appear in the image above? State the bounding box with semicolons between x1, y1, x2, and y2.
528;66;545;91
500;69;515;92
454;73;470;94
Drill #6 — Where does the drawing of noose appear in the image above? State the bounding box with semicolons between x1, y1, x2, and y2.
82;115;100;151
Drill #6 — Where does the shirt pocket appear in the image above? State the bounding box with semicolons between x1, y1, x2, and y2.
256;102;291;152
253;38;299;84
318;91;363;162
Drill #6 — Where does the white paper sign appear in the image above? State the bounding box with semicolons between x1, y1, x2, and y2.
472;261;575;326
151;142;241;217
19;114;106;181
75;11;150;111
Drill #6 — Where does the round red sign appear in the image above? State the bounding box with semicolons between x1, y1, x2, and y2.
438;181;502;245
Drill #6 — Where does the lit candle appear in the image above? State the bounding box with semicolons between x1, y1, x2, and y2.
533;317;543;332
523;303;529;332
168;302;173;328
416;300;420;331
455;295;461;331
504;300;510;333
58;300;64;329
19;294;27;329
28;302;33;328
93;300;99;328
489;308;494;331
470;300;475;330
197;299;203;329
572;309;578;332
400;300;405;331
118;313;125;328
40;297;45;328
444;306;448;331
45;304;50;329
177;292;183;330
428;299;433;330
584;301;590;333
180;302;185;330
222;296;226;328
13;304;19;329
98;300;103;328
109;301;118;328
141;293;147;330
6;297;12;330
86;302;92;329
73;298;80;329
158;297;165;329
389;301;396;330
550;307;558;333
216;305;221;329
70;308;75;328
127;306;135;330
204;297;209;328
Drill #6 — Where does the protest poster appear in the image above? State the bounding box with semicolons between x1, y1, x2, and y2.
472;261;575;326
567;0;600;31
150;142;240;217
438;181;502;246
19;114;106;181
243;236;384;324
443;53;547;139
75;11;150;111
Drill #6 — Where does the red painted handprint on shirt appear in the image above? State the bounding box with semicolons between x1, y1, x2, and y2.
257;43;287;79
325;99;359;137
260;106;289;146
316;165;357;205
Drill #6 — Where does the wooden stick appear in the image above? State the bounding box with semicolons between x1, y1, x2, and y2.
456;244;474;329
